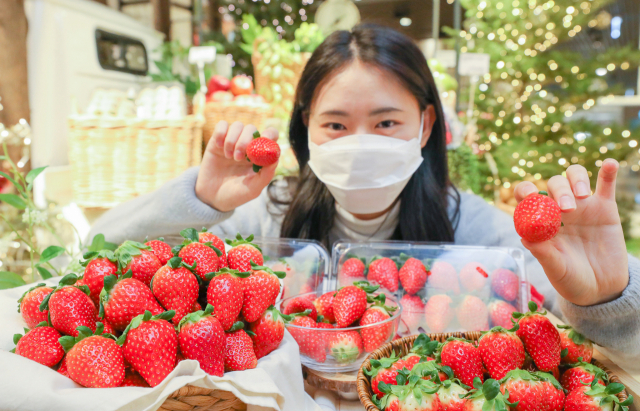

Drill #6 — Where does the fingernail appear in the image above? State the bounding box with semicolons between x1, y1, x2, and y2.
559;195;576;211
576;181;590;197
235;150;243;160
524;186;537;197
216;140;224;148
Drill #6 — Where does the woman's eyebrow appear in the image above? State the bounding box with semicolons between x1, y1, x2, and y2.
369;107;403;115
319;110;349;117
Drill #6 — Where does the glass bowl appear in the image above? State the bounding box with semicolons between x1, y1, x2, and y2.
279;291;403;372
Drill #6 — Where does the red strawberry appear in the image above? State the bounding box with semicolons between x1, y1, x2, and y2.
459;262;489;293
226;234;263;272
564;382;632;411
424;294;454;333
121;368;150;387
41;274;97;337
457;295;489;331
283;296;318;321
339;257;366;287
499;370;545;411
558;325;594;363
205;268;249;330
60;323;125;388
384;379;441;411
288;313;326;363
224;322;258;371
18;283;53;328
463;378;516;411
537;373;565;411
440;338;483;386
242;265;286;322
561;361;606;392
514;191;562;243
427;261;460;294
151;257;200;325
478;326;525;380
313;292;335;323
332;281;379;328
118;310;177;386
399;256;428;295
551;366;560;381
363;353;400;399
488;300;517;329
57;356;69;377
82;254;118;304
199;230;227;268
116;241;162;286
316;321;334;330
491;268;519;302
191;301;202;312
400;294;425;332
145;238;174;265
12;322;64;367
246;132;281;170
513;301;561;372
360;294;398;352
249;306;288;359
177;304;226;376
177;229;221;281
102;320;117;335
368;257;399;292
438;380;468;411
99;271;164;332
327;329;363;364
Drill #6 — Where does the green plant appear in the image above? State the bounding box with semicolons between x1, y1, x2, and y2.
448;144;482;195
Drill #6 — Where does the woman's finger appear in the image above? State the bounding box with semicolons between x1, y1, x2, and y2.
262;127;280;142
565;165;591;199
209;121;229;153
521;239;567;286
234;124;259;162
595;158;619;200
514;181;538;203
547;175;576;212
224;121;245;159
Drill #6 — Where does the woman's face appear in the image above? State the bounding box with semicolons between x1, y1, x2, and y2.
307;60;436;147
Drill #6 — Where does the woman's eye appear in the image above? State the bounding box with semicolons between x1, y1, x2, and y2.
377;120;397;128
327;123;346;131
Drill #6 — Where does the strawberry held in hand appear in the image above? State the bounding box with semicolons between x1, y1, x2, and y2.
60;323;125;388
178;304;226;376
118;310;177;387
40;274;97;337
12;321;64;367
513;301;561;372
18;283;52;328
246;131;280;172
514;191;562;243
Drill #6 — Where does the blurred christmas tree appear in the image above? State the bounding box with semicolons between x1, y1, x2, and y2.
452;0;640;199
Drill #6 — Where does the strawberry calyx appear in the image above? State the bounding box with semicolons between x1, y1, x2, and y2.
364;352;399;377
532;370;564;391
80;249;116;268
264;305;293;323
116;309;175;345
11;320;51;353
250;261;286;279
283;308;313;324
367;293;398;316
352;280;380;294
410;334;439;358
39;273;90;312
204;267;251;281
379;375;439;404
481;324;520;339
410;359;452;383
176;303;216;332
227;321;246;333
462;377;518;408
581;379;633;411
511;300;547;321
564;359;608;383
557;324;589;346
17;282;48;313
114;240;151;270
174;228;223;256
59;322;116;352
369;255;400;270
225;233;263;254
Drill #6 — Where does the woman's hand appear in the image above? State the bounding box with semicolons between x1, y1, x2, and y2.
514;159;629;307
195;121;279;212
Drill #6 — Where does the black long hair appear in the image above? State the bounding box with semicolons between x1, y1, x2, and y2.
272;24;460;248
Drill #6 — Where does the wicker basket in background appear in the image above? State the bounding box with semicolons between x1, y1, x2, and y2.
159;386;246;411
68;114;203;208
356;332;629;411
202;102;273;146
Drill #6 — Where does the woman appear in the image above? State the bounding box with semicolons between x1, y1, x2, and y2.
92;25;640;363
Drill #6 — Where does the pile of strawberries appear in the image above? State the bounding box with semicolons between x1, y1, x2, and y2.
338;254;544;335
281;281;400;365
10;229;291;388
366;302;633;411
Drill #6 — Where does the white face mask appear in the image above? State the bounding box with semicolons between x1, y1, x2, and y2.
307;115;425;214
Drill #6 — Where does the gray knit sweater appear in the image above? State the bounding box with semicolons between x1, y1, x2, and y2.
90;167;640;366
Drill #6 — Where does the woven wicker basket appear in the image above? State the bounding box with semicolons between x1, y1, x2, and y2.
68;114;203;208
160;385;246;411
357;332;629;411
202;102;273;146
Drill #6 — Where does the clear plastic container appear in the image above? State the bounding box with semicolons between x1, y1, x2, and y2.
328;241;529;337
278;291;402;372
252;237;331;302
